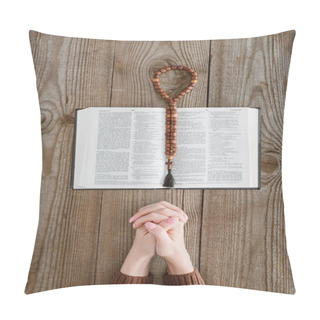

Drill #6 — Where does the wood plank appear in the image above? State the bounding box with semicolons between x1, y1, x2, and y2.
25;31;114;293
200;31;296;294
95;40;210;285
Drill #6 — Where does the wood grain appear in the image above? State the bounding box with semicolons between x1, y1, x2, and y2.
25;30;295;294
200;31;295;293
25;31;114;293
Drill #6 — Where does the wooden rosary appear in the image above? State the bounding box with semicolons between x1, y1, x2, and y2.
152;65;198;187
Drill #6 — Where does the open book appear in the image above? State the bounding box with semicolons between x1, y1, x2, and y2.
71;107;260;189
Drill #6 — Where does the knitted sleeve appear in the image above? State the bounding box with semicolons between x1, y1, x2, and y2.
163;268;205;285
111;271;153;284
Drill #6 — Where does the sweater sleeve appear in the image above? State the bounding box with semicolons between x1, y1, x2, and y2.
111;271;153;284
163;268;205;285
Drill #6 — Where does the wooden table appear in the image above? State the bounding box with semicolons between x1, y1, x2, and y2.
25;30;295;294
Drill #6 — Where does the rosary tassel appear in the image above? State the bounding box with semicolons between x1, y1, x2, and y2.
163;169;175;188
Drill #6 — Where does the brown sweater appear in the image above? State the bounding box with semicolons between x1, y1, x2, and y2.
112;268;205;285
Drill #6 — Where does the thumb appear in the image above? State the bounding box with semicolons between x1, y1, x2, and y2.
159;216;179;231
145;222;169;241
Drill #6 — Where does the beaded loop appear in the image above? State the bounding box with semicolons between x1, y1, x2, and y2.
152;66;197;171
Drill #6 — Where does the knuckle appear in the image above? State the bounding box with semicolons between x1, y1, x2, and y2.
149;212;157;220
157;207;168;214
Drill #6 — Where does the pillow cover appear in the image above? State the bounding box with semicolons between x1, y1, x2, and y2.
25;29;296;294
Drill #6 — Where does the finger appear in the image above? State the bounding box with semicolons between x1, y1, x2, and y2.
130;205;188;224
132;208;187;228
144;222;169;241
129;203;164;223
158;201;187;216
129;201;188;223
159;216;179;231
132;212;168;229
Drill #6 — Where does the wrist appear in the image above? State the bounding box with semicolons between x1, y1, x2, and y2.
164;249;194;275
120;247;153;277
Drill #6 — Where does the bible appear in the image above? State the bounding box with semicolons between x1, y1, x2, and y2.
70;107;260;189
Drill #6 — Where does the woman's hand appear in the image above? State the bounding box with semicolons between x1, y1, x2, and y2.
119;224;157;277
120;201;188;276
144;218;194;275
129;200;188;229
129;201;194;275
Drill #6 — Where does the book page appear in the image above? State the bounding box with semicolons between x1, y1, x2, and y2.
127;109;167;185
247;108;260;187
73;107;166;189
95;108;166;188
72;108;99;188
174;107;259;188
206;108;250;187
171;109;208;185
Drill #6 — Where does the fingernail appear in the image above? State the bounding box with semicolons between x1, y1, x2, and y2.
145;222;156;230
129;217;134;223
184;213;188;220
132;223;136;229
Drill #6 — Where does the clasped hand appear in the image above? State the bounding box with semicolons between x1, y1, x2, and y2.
120;201;194;277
